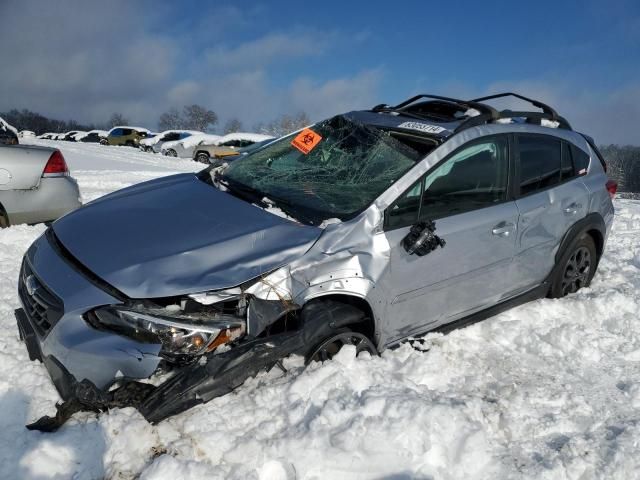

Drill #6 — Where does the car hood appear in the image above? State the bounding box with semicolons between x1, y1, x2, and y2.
52;173;322;299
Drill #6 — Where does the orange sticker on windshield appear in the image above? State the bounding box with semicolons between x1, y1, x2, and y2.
291;128;322;154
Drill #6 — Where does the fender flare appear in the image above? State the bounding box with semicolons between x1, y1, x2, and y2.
544;212;606;290
555;212;606;264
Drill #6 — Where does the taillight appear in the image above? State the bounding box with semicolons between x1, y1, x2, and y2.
606;179;617;199
42;150;69;177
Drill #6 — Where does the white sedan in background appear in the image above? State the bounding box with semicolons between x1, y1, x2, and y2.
161;133;222;158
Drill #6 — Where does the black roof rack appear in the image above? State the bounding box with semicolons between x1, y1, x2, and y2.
372;92;572;133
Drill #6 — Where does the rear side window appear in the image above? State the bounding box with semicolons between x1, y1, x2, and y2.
111;128;123;136
570;144;590;175
517;135;561;196
561;142;574;181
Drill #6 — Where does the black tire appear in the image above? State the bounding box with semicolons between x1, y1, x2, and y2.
195;152;210;164
0;206;9;228
125;140;135;147
549;234;597;298
166;149;177;157
307;329;377;364
99;139;108;145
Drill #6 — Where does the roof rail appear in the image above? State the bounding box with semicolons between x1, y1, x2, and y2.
372;92;573;133
372;94;500;120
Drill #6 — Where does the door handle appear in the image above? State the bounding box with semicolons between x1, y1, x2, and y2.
564;203;582;215
492;222;515;237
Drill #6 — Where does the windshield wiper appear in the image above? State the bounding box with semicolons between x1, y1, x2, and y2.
217;175;269;206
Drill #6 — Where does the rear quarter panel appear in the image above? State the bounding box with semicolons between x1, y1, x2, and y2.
0;145;53;190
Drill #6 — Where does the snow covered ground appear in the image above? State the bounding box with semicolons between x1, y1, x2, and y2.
1;140;640;479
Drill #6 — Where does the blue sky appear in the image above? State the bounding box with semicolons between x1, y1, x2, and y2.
2;0;639;143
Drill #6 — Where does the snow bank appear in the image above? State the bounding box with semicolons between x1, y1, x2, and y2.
1;140;640;479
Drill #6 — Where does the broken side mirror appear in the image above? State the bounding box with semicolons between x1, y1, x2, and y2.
402;220;446;256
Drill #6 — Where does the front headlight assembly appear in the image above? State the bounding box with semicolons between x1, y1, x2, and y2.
85;306;245;357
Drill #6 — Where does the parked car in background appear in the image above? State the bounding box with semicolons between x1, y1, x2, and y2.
19;130;36;138
161;133;221;158
0;145;81;226
1;116;19;145
62;131;87;142
193;132;274;164
140;130;201;153
199;138;275;165
77;130;109;143
101;126;152;147
15;93;617;430
38;133;57;140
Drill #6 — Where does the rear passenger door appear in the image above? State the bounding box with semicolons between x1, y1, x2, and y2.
512;134;590;291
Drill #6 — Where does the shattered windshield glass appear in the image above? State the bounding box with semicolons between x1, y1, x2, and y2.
221;115;420;225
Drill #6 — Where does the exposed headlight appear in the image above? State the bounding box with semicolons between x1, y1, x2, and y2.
86;306;245;356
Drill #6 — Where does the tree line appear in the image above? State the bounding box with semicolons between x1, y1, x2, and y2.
2;107;638;192
1;105;311;138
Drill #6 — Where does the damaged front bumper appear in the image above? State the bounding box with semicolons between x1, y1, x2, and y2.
17;298;359;431
17;232;364;431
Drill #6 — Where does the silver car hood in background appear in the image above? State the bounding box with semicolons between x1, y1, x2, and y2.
52;174;322;299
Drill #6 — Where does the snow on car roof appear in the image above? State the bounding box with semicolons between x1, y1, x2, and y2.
108;126;152;134
167;133;222;150
86;129;109;137
217;132;275;143
142;130;203;146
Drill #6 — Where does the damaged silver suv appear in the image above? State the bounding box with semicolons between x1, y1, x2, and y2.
16;93;616;430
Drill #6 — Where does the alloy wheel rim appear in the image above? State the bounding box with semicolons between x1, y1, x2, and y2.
309;332;376;363
561;246;591;295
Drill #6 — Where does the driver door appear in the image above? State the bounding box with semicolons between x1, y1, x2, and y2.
379;135;519;342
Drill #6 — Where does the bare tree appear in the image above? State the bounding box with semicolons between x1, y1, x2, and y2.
182;104;218;132
158;108;183;131
108;113;129;128
223;118;243;134
259;111;310;137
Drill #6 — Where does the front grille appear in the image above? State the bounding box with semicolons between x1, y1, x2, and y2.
18;260;64;337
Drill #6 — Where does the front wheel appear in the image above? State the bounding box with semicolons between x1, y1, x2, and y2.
549;234;597;298
165;149;177;157
307;330;377;364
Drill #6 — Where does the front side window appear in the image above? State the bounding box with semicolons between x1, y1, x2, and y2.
222;115;422;225
111;128;123;136
386;136;509;229
517;135;562;196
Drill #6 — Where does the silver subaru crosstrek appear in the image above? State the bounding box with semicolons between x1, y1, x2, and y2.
16;93;616;430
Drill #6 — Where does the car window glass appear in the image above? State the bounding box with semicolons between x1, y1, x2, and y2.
518;135;561;195
570;144;590;175
111;128;122;136
121;129;132;136
561;142;574;181
420;137;509;219
386;180;423;229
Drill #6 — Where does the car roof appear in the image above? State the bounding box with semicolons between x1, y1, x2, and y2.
349;92;578;143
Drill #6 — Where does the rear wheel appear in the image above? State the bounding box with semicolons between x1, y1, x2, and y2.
166;149;177;157
549;234;597;297
196;152;210;164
